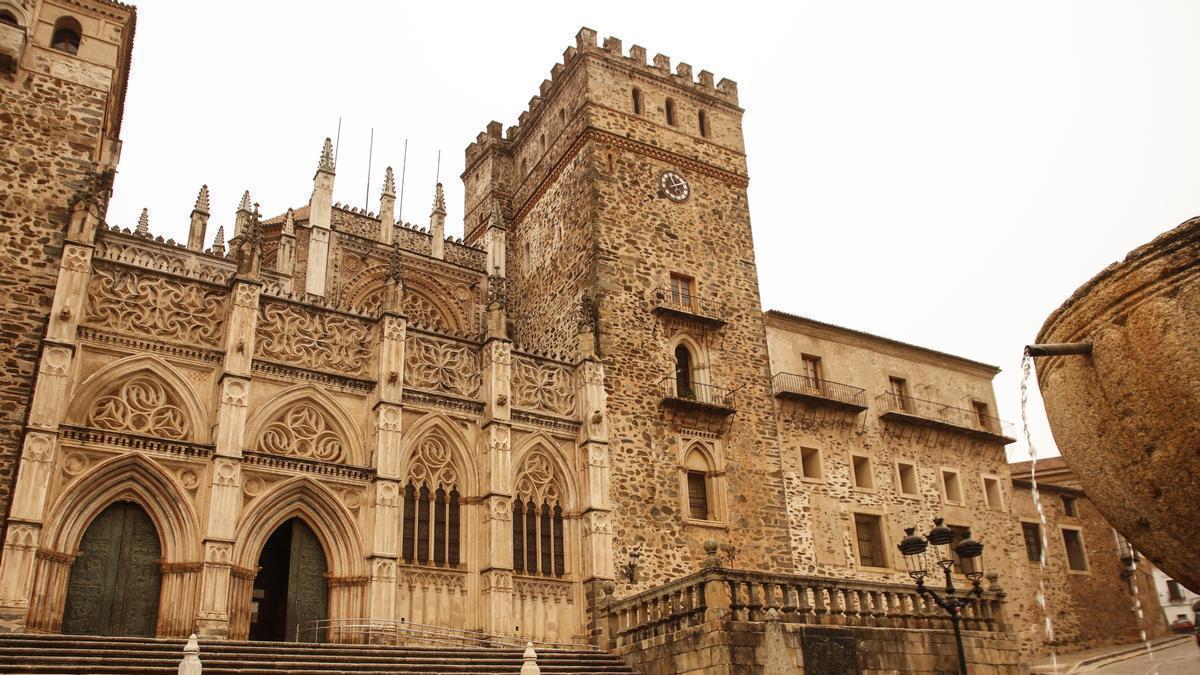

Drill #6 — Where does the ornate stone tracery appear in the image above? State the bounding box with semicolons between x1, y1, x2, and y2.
86;375;191;440
84;266;226;346
515;451;562;506
257;403;346;463
404;335;481;398
512;356;576;416
406;434;459;490
255;301;372;376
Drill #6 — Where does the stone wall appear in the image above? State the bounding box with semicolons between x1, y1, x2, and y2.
0;0;134;538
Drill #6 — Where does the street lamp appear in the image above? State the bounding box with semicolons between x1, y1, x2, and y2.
622;547;641;583
897;517;985;675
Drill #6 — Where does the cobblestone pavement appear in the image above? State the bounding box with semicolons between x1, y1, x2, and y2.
1094;637;1200;674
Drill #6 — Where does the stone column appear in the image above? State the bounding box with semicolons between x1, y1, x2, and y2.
576;357;614;644
479;285;514;636
366;307;406;625
0;207;97;630
195;274;260;639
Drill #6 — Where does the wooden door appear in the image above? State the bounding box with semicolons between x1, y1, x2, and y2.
285;519;328;642
62;501;162;636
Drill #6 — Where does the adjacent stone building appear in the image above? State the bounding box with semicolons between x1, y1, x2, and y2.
0;3;1090;670
1008;457;1169;656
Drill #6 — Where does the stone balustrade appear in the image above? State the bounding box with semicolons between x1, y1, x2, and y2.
599;565;1008;649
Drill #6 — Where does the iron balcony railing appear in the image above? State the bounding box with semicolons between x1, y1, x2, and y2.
771;372;867;410
652;288;726;325
875;392;1011;438
660;377;736;410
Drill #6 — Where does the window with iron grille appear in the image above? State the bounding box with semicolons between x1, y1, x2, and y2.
854;514;886;568
1022;522;1042;562
687;470;710;520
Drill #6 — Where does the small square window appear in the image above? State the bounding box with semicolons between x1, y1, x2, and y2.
853;513;887;568
897;462;918;496
800;447;823;481
1061;495;1078;517
1022;522;1042;562
942;469;963;504
852;455;874;490
1062;528;1088;571
983;476;1003;509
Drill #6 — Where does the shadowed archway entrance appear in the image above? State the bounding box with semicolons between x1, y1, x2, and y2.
248;518;328;642
62;501;162;636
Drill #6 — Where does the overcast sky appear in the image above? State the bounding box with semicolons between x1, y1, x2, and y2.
106;1;1200;463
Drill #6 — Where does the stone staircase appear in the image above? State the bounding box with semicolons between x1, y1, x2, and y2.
0;633;638;674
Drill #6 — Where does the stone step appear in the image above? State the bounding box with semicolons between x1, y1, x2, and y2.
0;633;636;675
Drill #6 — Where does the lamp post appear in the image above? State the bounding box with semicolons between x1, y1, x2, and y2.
897;517;985;675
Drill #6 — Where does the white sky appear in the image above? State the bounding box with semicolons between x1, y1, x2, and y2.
107;1;1200;464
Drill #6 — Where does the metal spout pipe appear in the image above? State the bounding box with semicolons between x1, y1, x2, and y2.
1024;342;1093;358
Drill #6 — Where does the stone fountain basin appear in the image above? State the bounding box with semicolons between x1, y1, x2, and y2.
1036;216;1200;591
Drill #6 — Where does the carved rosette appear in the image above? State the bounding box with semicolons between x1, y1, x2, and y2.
85;266;226;346
512;356;576;416
87;375;190;440
257;404;346;463
255;301;372;376
404;336;481;398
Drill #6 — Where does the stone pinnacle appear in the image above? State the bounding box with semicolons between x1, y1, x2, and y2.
135;208;150;235
194;185;210;213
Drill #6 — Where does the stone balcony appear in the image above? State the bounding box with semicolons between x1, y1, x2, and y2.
651;287;726;328
772;372;868;413
659;378;736;416
875;392;1016;444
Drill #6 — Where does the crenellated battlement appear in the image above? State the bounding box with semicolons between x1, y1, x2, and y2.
464;26;740;168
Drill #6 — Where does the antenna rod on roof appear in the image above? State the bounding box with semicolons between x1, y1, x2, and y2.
435;150;442;185
334;117;342;168
365;127;374;211
398;139;408;224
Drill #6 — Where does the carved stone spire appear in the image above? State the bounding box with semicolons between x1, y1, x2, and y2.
430;182;446;260
379;167;396;245
276;208;296;277
383;242;404;313
282;208;295;237
211;225;226;257
238;190;251;212
234;190;253;238
135;208;150;236
318;137;335;173
187;185;210;251
382;166;396;197
236;203;263;277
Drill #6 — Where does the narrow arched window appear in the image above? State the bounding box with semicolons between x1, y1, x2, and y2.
51;17;82;55
513;453;567;577
0;11;19;26
665;98;677;126
401;436;462;568
512;501;525;573
685;448;714;521
698;110;709;138
632;87;642;115
674;344;694;399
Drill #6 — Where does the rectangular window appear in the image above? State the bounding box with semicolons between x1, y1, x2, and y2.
1062;528;1088;571
801;355;821;389
1168;580;1184;602
1062;495;1078;517
983;476;1003;509
897;462;918;496
854;514;887;568
670;273;695;311
889;377;910;411
852;454;874;490
972;400;992;431
942;469;963;504
1022;522;1042;562
687;470;710;520
948;524;971;574
800;447;823;480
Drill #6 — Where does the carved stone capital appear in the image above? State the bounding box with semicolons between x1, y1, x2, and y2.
21;433;56;464
40;345;74;377
61;244;92;272
221;377;250;407
583;510;612;536
480;570;513;593
213;460;240;487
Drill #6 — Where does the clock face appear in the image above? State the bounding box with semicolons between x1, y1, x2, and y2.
659;171;690;202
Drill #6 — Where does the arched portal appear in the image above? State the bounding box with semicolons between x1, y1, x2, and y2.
62;501;162;636
248;518;328;642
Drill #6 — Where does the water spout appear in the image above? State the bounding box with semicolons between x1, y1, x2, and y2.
1024;342;1093;358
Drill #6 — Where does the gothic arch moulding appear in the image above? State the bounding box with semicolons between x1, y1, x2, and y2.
243;384;366;466
343;264;470;334
66;354;209;444
512;432;577;510
41;452;201;562
400;411;477;495
233;476;365;577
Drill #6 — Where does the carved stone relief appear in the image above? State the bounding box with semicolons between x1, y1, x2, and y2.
86;375;190;440
85;266;225;346
512;356;576;416
404;336;481;398
256;301;372;376
407;434;459;490
515;452;562;506
257;404;347;463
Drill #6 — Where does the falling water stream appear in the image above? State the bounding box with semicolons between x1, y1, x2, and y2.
1020;355;1059;672
1021;355;1157;673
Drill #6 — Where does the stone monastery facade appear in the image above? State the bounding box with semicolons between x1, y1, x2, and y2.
0;0;1055;658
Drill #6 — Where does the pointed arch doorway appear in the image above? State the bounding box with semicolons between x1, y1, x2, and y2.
248;518;328;642
62;501;162;636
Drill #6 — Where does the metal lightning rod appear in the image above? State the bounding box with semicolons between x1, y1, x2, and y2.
364;127;374;211
397;139;409;224
333;117;342;168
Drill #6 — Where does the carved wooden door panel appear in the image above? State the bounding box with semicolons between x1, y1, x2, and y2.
285;519;328;642
63;501;162;636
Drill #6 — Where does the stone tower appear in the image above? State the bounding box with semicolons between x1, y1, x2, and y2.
463;28;794;603
0;0;136;540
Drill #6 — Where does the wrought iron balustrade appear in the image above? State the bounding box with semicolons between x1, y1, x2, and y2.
651;288;726;327
875;392;1013;441
772;372;867;411
659;377;736;410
